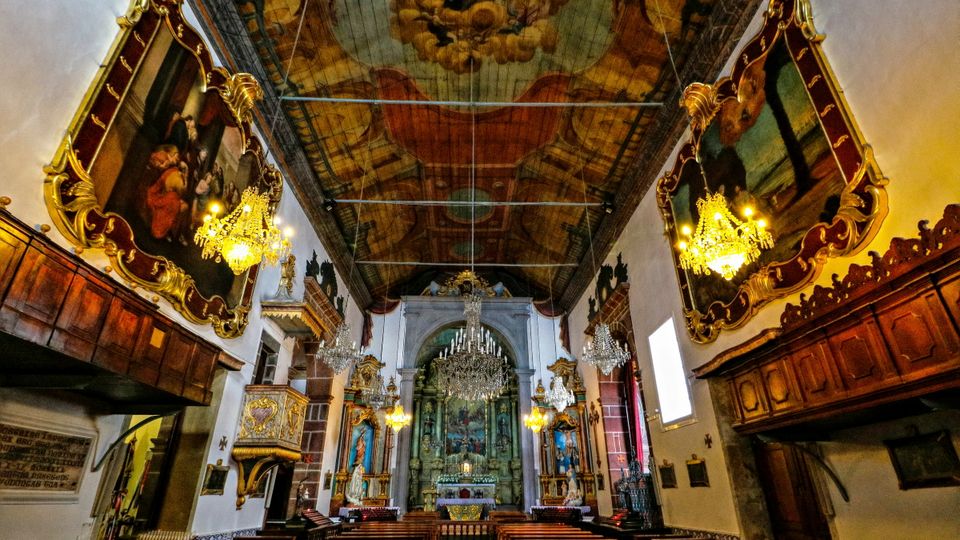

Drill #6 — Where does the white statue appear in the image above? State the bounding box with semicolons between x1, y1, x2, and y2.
345;464;365;506
562;469;582;507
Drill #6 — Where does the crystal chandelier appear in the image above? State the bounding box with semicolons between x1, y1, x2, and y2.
582;323;631;376
677;193;774;280
316;321;361;375
195;187;291;274
546;376;575;413
361;372;388;410
385;404;412;431
434;293;509;401
523;405;548;432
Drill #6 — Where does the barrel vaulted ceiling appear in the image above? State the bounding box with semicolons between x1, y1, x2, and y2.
197;0;760;308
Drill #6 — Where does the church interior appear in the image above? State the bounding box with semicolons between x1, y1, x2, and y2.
1;1;959;539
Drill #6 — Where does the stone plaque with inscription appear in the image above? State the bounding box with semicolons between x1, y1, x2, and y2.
0;423;92;492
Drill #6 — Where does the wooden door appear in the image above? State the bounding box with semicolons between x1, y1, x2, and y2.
755;441;831;540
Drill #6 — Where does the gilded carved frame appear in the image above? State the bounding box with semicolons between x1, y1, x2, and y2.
43;0;280;338
656;0;888;343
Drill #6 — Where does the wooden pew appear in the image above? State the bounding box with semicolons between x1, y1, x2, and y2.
338;521;435;540
496;523;604;540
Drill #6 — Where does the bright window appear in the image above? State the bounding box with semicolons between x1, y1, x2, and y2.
648;318;692;424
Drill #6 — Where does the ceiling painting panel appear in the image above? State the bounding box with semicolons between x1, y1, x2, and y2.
230;0;726;301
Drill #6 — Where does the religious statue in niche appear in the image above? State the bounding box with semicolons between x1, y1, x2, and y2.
345;463;365;506
423;400;436;437
554;428;580;474
348;418;374;473
496;402;512;453
562;469;583;506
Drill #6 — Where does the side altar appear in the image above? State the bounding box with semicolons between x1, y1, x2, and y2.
534;359;599;514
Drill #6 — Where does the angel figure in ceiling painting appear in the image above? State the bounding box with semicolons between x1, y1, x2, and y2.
390;0;571;73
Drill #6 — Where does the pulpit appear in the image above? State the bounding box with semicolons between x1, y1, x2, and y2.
231;385;308;508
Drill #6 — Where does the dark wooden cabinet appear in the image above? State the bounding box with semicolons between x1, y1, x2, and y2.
158;330;193;396
826;315;898;393
94;297;150;374
875;286;960;381
0;209;224;406
184;343;218;403
128;316;171;385
788;339;843;406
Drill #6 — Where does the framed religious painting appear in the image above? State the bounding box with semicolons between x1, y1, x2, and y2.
44;0;283;338
655;0;888;343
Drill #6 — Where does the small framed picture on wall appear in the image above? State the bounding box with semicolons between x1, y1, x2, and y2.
885;430;960;490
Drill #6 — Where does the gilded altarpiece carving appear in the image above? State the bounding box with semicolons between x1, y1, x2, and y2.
407;356;523;509
535;359;598;510
331;356;390;514
656;0;888;343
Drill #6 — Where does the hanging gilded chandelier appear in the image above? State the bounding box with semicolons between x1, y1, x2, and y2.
195;187;291;274
677;193;774;280
583;323;631;376
385;404;412;431
434;293;509;401
523;406;549;432
315;321;361;375
546;376;575;413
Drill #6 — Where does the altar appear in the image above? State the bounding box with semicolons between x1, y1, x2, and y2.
435;477;497;519
436;482;496;501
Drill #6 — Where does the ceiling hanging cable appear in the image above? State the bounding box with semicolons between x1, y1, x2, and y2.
266;0;309;139
653;0;685;90
524;287;549;432
314;140;371;375
576;153;630;376
470;57;476;276
545;269;574;412
432;58;509;402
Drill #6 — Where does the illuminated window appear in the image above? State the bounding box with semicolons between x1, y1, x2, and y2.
648;318;693;424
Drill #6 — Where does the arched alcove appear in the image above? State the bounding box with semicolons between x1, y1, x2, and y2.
392;296;538;512
402;323;524;510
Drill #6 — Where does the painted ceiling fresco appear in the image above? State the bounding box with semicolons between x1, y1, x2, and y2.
234;0;720;301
